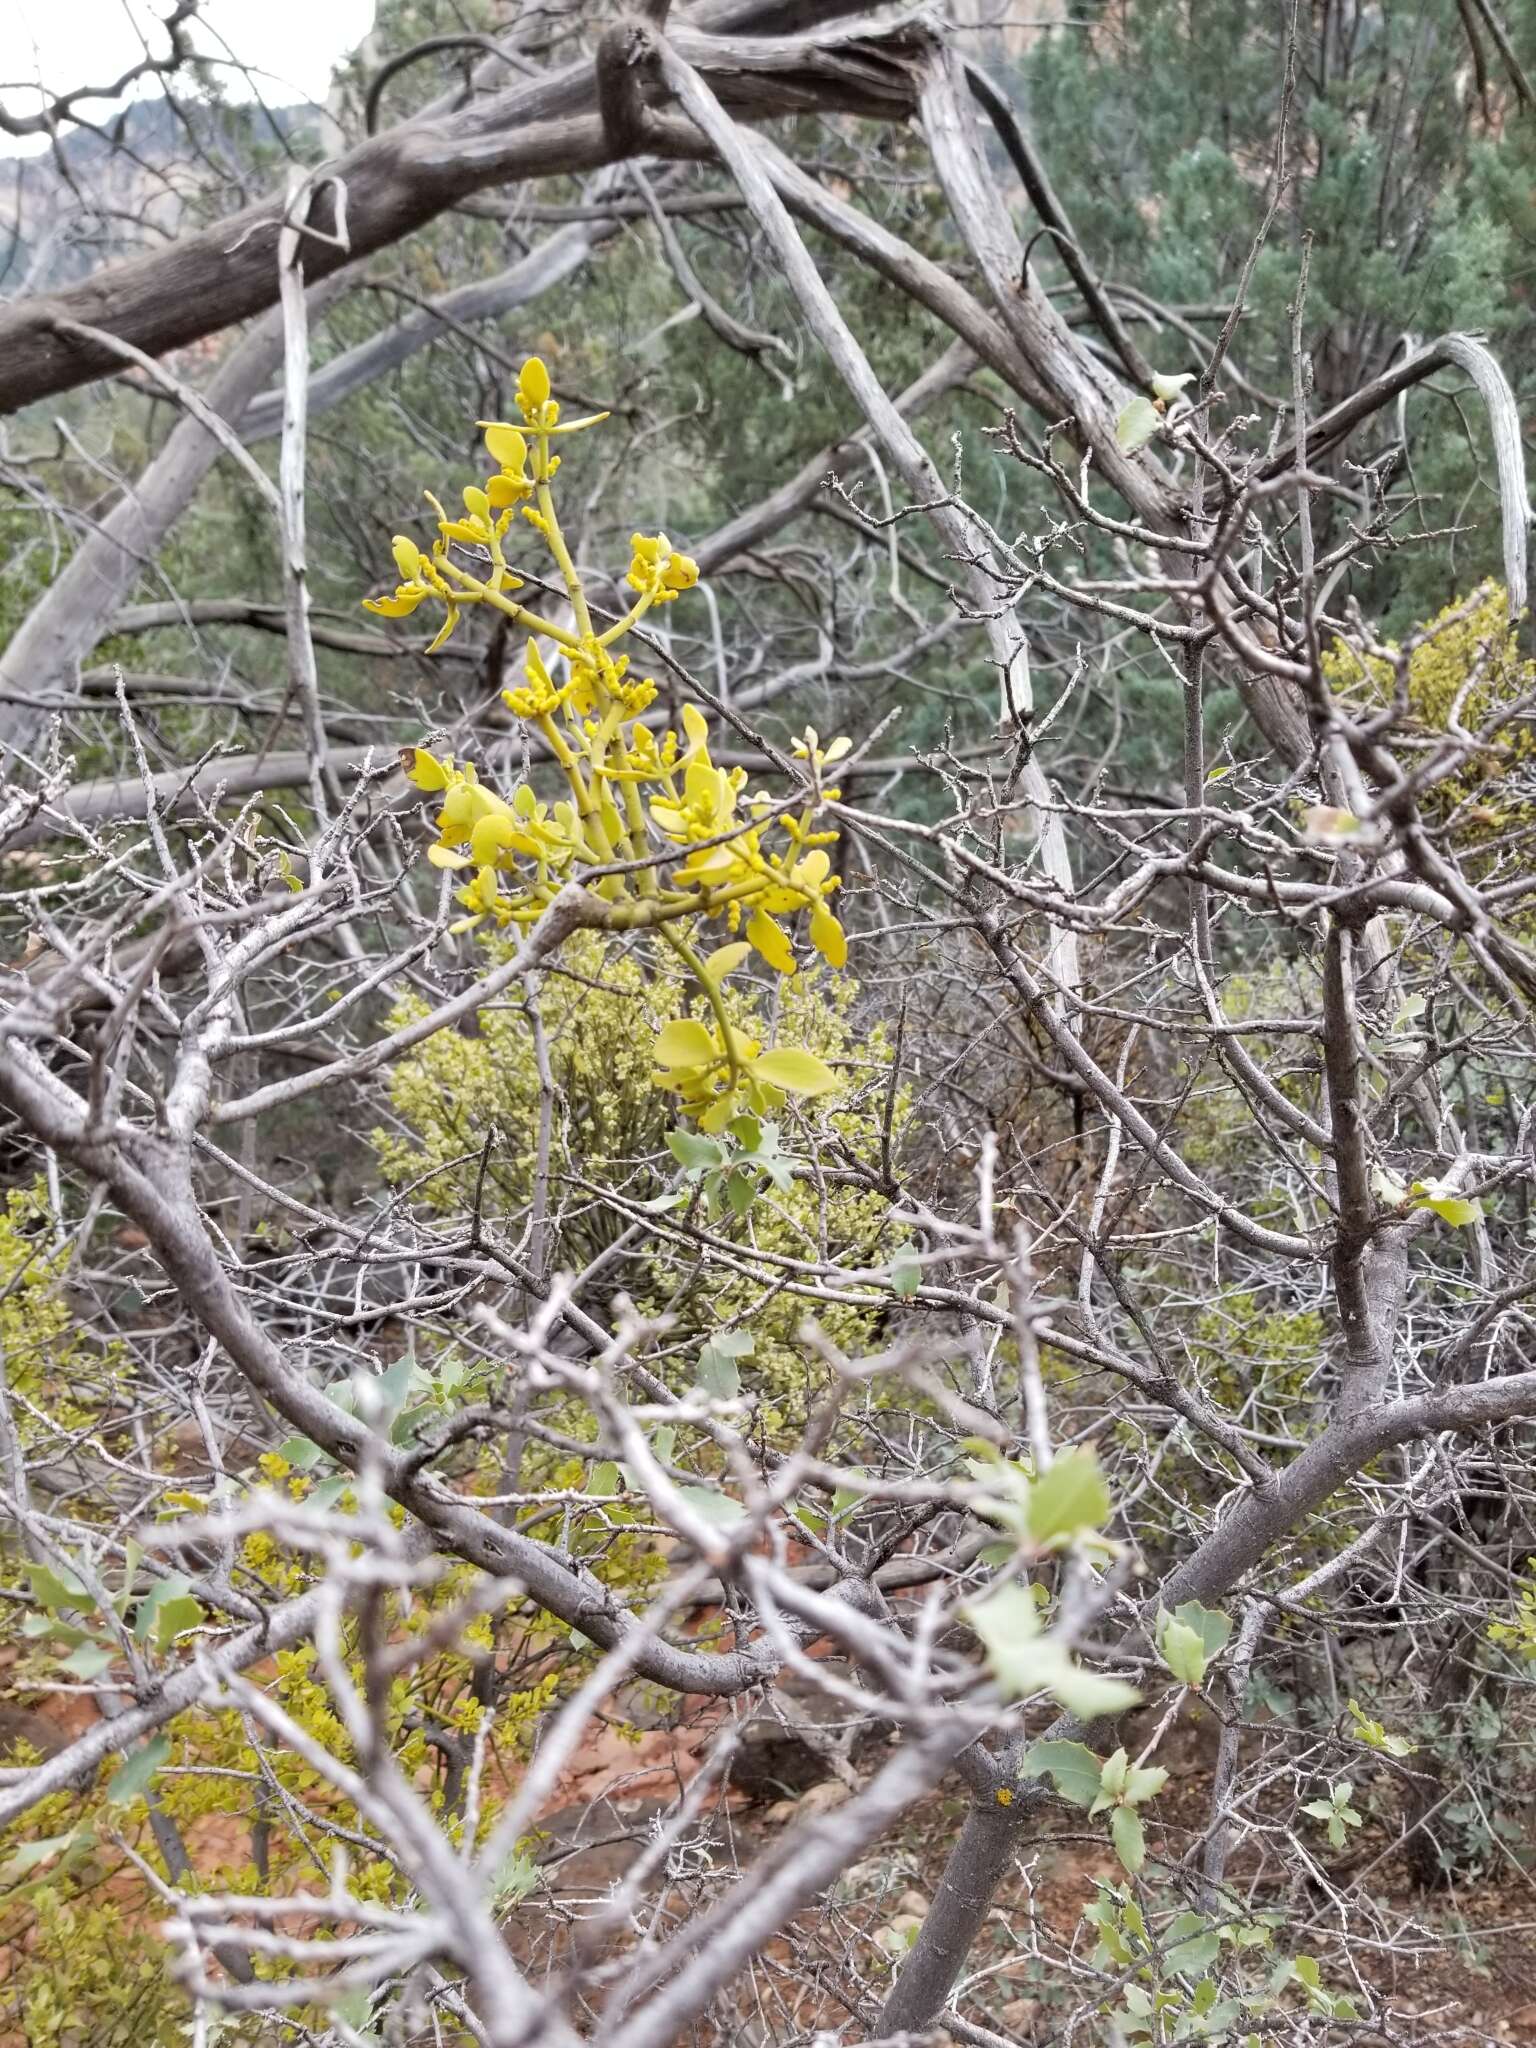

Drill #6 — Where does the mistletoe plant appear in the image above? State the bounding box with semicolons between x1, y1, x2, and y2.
366;356;852;1132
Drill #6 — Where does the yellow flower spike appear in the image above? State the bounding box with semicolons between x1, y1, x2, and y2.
518;357;551;410
503;640;566;721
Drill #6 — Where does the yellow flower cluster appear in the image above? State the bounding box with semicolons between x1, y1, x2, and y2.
367;356;853;1130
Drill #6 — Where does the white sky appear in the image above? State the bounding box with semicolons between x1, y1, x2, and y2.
3;0;377;155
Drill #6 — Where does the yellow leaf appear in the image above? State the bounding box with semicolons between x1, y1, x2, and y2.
704;942;752;982
655;1019;718;1070
470;812;518;866
751;1047;839;1096
404;748;451;791
425;607;461;655
748;910;797;975
482;423;527;470
809;904;847;968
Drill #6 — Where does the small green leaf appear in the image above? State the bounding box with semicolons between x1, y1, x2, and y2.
25;1563;95;1615
966;1584;1140;1717
0;1825;95;1881
1164;1910;1221;1974
697;1332;753;1398
587;1460;621;1497
59;1640;115;1680
1124;1764;1169;1807
1169;1599;1232;1660
1026;1446;1111;1548
491;1848;540;1904
134;1575;203;1653
1149;370;1195;404
1099;1747;1131;1800
1157;1615;1209;1688
1410;1179;1483;1227
1110;1804;1146;1874
888;1245;922;1298
676;1485;746;1528
1020;1738;1103;1808
666;1127;724;1172
1116;395;1162;453
106;1733;170;1807
1346;1696;1415;1757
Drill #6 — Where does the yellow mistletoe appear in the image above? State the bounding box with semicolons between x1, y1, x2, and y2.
366;355;853;1130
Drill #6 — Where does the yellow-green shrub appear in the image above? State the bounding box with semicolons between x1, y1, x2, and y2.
374;930;905;1410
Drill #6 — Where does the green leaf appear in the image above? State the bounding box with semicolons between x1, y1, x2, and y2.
1026;1446;1111;1548
0;1825;95;1881
750;1047;839;1096
1099;1746;1131;1800
1020;1738;1103;1808
1110;1804;1146;1875
1124;1764;1169;1807
491;1848;540;1904
106;1733;170;1807
59;1640;115;1680
1157;1615;1209;1689
889;1246;922;1298
676;1485;746;1528
1150;370;1195;404
587;1460;621;1497
25;1562;94;1615
133;1574;203;1653
655;1019;717;1069
1346;1696;1415;1756
724;1168;757;1217
1116;395;1162;453
1164;1910;1221;1974
697;1332;753;1398
966;1584;1140;1717
666;1127;724;1172
1169;1599;1231;1661
152;1595;204;1654
1410;1180;1483;1227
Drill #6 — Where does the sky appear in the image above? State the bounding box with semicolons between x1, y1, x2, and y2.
3;0;377;155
